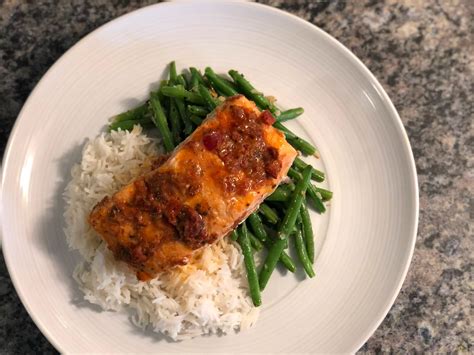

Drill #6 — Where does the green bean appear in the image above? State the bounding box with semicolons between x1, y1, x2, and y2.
288;168;326;213
277;107;304;122
278;249;296;272
248;230;263;251
296;213;303;229
272;122;317;156
259;237;287;290
173;96;193;136
293;157;325;182
108;118;153;132
204;74;238;96
187;105;209;117
313;187;333;202
183;123;194;136
247;213;268;242
176;74;187;88
166;77;190;134
238;222;262;306
189;67;209;90
169;61;178;83
168;99;182;145
278;166;312;240
246;213;295;272
288;137;317;156
157;80;170;116
158;79;169;92
189;114;203;126
230;230;238;241
223;77;239;92
182;72;192;90
273;121;296;139
112;103;148;123
258;219;296;271
189;68;200;89
258;203;279;224
205;67;238;97
198;84;218;111
266;185;292;202
228;70;277;113
300;203;314;263
307;184;327;213
149;92;174;152
161;86;206;105
293;228;315;278
287;167;302;181
262;238;296;272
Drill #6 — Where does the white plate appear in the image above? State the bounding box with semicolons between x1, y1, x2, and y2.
1;2;418;353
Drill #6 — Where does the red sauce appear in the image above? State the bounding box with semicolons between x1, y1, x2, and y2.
200;105;280;195
135;172;209;249
175;205;209;247
263;146;281;178
260;110;276;125
202;131;221;150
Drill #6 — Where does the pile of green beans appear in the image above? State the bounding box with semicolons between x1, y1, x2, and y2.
108;62;333;306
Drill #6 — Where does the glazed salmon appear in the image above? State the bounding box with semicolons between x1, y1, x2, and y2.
89;95;297;280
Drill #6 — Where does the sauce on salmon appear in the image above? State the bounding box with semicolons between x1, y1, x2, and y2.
89;95;297;280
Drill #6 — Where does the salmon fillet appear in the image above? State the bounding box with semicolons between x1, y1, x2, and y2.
89;95;297;280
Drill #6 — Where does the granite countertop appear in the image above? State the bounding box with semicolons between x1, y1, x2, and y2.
0;0;472;353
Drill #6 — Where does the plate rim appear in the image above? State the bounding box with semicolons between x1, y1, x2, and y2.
1;1;419;352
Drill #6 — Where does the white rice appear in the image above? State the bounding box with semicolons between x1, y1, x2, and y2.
63;125;259;340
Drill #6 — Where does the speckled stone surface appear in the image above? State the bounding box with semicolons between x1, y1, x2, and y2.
0;0;472;353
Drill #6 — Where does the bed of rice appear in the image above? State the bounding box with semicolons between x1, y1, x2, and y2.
63;125;259;340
